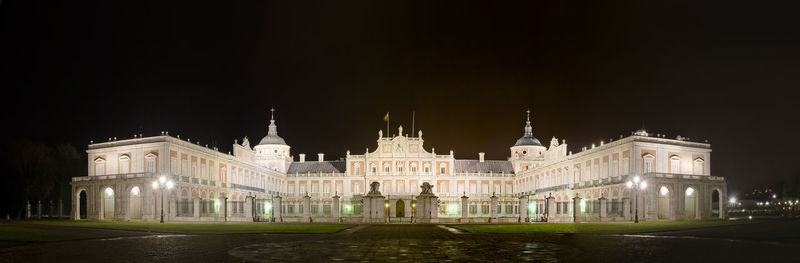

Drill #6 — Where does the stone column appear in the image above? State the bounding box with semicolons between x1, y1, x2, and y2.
303;194;311;222
431;197;439;219
193;197;201;220
363;196;372;219
572;196;582;222
332;195;340;220
58;199;64;219
546;195;557;222
490;194;498;221
415;195;425;221
599;197;607;219
25;201;31;219
49;200;55;219
622;197;631;220
221;197;228;222
375;196;386;220
37;201;42;219
461;195;469;221
245;196;255;221
273;195;282;222
518;196;528;222
404;199;412;218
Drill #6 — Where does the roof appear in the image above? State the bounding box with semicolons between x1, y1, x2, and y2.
514;136;543;147
258;135;286;145
454;160;514;174
287;161;346;174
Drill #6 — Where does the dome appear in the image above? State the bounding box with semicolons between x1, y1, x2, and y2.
514;135;543;147
258;135;286;146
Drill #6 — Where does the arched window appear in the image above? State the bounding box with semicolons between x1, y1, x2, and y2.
118;155;130;174
145;153;157;173
94;158;106;176
669;155;681;174
693;158;704;175
643;154;655;173
353;163;361;175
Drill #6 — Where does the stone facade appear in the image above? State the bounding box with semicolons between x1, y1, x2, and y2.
71;110;726;223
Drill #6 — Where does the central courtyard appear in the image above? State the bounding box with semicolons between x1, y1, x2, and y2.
1;220;798;262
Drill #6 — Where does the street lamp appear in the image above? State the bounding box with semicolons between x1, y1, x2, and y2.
152;175;174;223
626;175;647;223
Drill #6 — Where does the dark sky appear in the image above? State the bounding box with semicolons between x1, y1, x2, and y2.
2;1;799;196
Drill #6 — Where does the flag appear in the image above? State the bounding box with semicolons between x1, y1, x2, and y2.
383;112;389;121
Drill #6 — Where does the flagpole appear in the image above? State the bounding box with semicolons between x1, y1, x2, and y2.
412;111;415;138
386;112;390;138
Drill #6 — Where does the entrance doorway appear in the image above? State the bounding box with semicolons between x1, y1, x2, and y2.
396;200;405;217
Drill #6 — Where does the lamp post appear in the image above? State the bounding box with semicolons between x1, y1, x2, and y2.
152;176;174;223
626;175;647;223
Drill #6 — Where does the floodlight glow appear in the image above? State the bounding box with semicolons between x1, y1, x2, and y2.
633;176;640;183
640;182;647;189
528;203;536;212
131;186;140;196
626;181;633;188
772;194;777;199
448;203;459;214
686;187;695;196
729;197;736;204
660;186;669;196
166;181;174;189
152;181;159;189
105;187;114;196
748;215;752;220
264;202;272;212
159;176;166;183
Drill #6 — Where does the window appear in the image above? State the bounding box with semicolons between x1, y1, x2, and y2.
694;158;704;175
118;155;130;174
384;167;390;173
323;183;330;194
424;166;430;173
371;164;377;174
191;163;197;178
354;183;361;193
469;183;477;193
170;157;177;174
440;163;447;174
670;156;680;173
612;160;619;177
494;184;501;195
482;184;489;194
336;183;342;194
398;166;403;173
411;166;417;173
623;157;630;175
146;154;157;173
458;184;465;194
643;154;655;173
94;158;105;176
299;184;306;194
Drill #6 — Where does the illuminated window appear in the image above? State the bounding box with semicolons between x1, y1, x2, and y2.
94;158;105;176
670;156;680;174
693;158;704;175
643;154;655;173
145;154;157;173
118;155;130;174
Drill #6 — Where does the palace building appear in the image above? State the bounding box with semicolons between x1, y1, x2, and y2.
71;110;727;223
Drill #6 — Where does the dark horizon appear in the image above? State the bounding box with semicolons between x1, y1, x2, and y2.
3;1;800;197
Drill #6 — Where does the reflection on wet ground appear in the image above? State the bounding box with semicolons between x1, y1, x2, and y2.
2;221;799;262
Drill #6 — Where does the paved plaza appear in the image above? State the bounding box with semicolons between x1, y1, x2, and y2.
2;221;798;262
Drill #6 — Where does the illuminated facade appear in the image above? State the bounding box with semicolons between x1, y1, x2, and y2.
71;110;727;223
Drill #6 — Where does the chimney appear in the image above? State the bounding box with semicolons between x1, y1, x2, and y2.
299;153;305;163
318;153;324;162
479;152;485;162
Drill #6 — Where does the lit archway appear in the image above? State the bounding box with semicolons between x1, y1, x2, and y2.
685;187;697;219
657;186;670;220
129;186;142;219
711;189;721;218
103;187;115;220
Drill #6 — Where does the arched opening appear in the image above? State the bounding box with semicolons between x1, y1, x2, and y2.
78;190;87;219
103;187;115;220
129;186;142;219
685;187;697;219
396;200;405;217
411;200;417;217
658;186;670;220
711;189;721;218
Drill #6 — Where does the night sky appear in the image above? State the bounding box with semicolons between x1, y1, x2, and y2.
2;1;799;196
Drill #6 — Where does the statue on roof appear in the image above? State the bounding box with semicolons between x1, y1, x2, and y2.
378;130;383;140
242;136;250;148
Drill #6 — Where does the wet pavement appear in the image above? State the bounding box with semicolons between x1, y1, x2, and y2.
1;221;798;262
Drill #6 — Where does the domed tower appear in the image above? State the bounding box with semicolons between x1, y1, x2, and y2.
509;110;546;173
254;108;292;172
